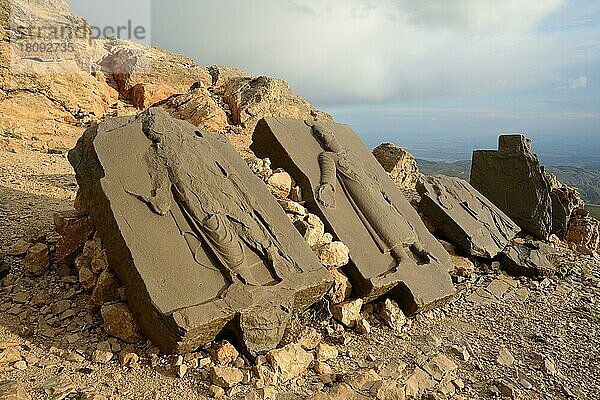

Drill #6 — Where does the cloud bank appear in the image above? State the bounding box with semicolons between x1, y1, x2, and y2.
148;0;567;104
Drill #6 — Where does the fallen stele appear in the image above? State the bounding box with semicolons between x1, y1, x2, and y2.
69;108;332;355
251;118;455;314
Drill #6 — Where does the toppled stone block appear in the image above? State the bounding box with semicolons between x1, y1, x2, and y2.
69;108;332;355
252;118;454;314
417;175;520;258
470;135;553;240
372;142;421;191
500;242;555;278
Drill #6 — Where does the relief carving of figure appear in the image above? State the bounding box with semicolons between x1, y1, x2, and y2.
309;122;432;269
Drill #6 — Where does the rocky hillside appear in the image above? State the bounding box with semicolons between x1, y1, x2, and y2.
0;0;331;157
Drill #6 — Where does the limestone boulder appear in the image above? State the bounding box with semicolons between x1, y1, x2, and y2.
155;86;228;132
373;142;421;191
417;175;520;258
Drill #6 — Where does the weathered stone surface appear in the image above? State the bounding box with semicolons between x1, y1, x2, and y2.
90;269;121;308
156;86;228;133
470;135;553;240
266;343;313;382
252;118;454;313
326;269;352;304
267;171;293;200
224;76;332;137
372;142;421;191
565;208;600;255
331;299;363;328
54;211;95;264
379;299;406;331
417;175;520;258
547;173;585;237
102;42;213;110
315;242;350;268
69;108;331;354
101;303;142;343
210;366;243;388
23;243;49;276
500;242;555;278
0;380;31;400
6;240;30;256
209;341;239;365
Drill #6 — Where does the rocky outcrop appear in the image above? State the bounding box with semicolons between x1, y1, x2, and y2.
154;84;228;133
224;76;333;152
0;0;332;156
373;142;422;191
98;40;213;109
471;135;553;240
417;175;520;258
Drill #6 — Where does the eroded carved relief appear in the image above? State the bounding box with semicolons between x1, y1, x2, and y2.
310;122;432;269
69;109;331;355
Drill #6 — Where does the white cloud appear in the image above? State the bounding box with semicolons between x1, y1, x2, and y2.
148;0;569;104
568;75;588;89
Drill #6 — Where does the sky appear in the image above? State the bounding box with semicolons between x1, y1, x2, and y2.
72;0;600;163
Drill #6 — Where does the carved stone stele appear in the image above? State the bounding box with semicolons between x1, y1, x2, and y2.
69;108;332;355
417;175;521;258
251;118;455;314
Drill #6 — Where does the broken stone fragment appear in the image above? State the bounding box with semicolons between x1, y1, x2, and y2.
6;239;30;256
417;175;520;258
266;343;313;382
331;299;363;328
101;303;142;343
267;171;293;199
449;255;475;277
316;242;350;268
315;343;338;361
565;208;600;255
23;243;50;276
471;135;553;240
90;269;122;307
500;242;555;279
210;366;244;388
53;210;95;265
379;299;406;332
326;269;352;304
209;341;239;366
